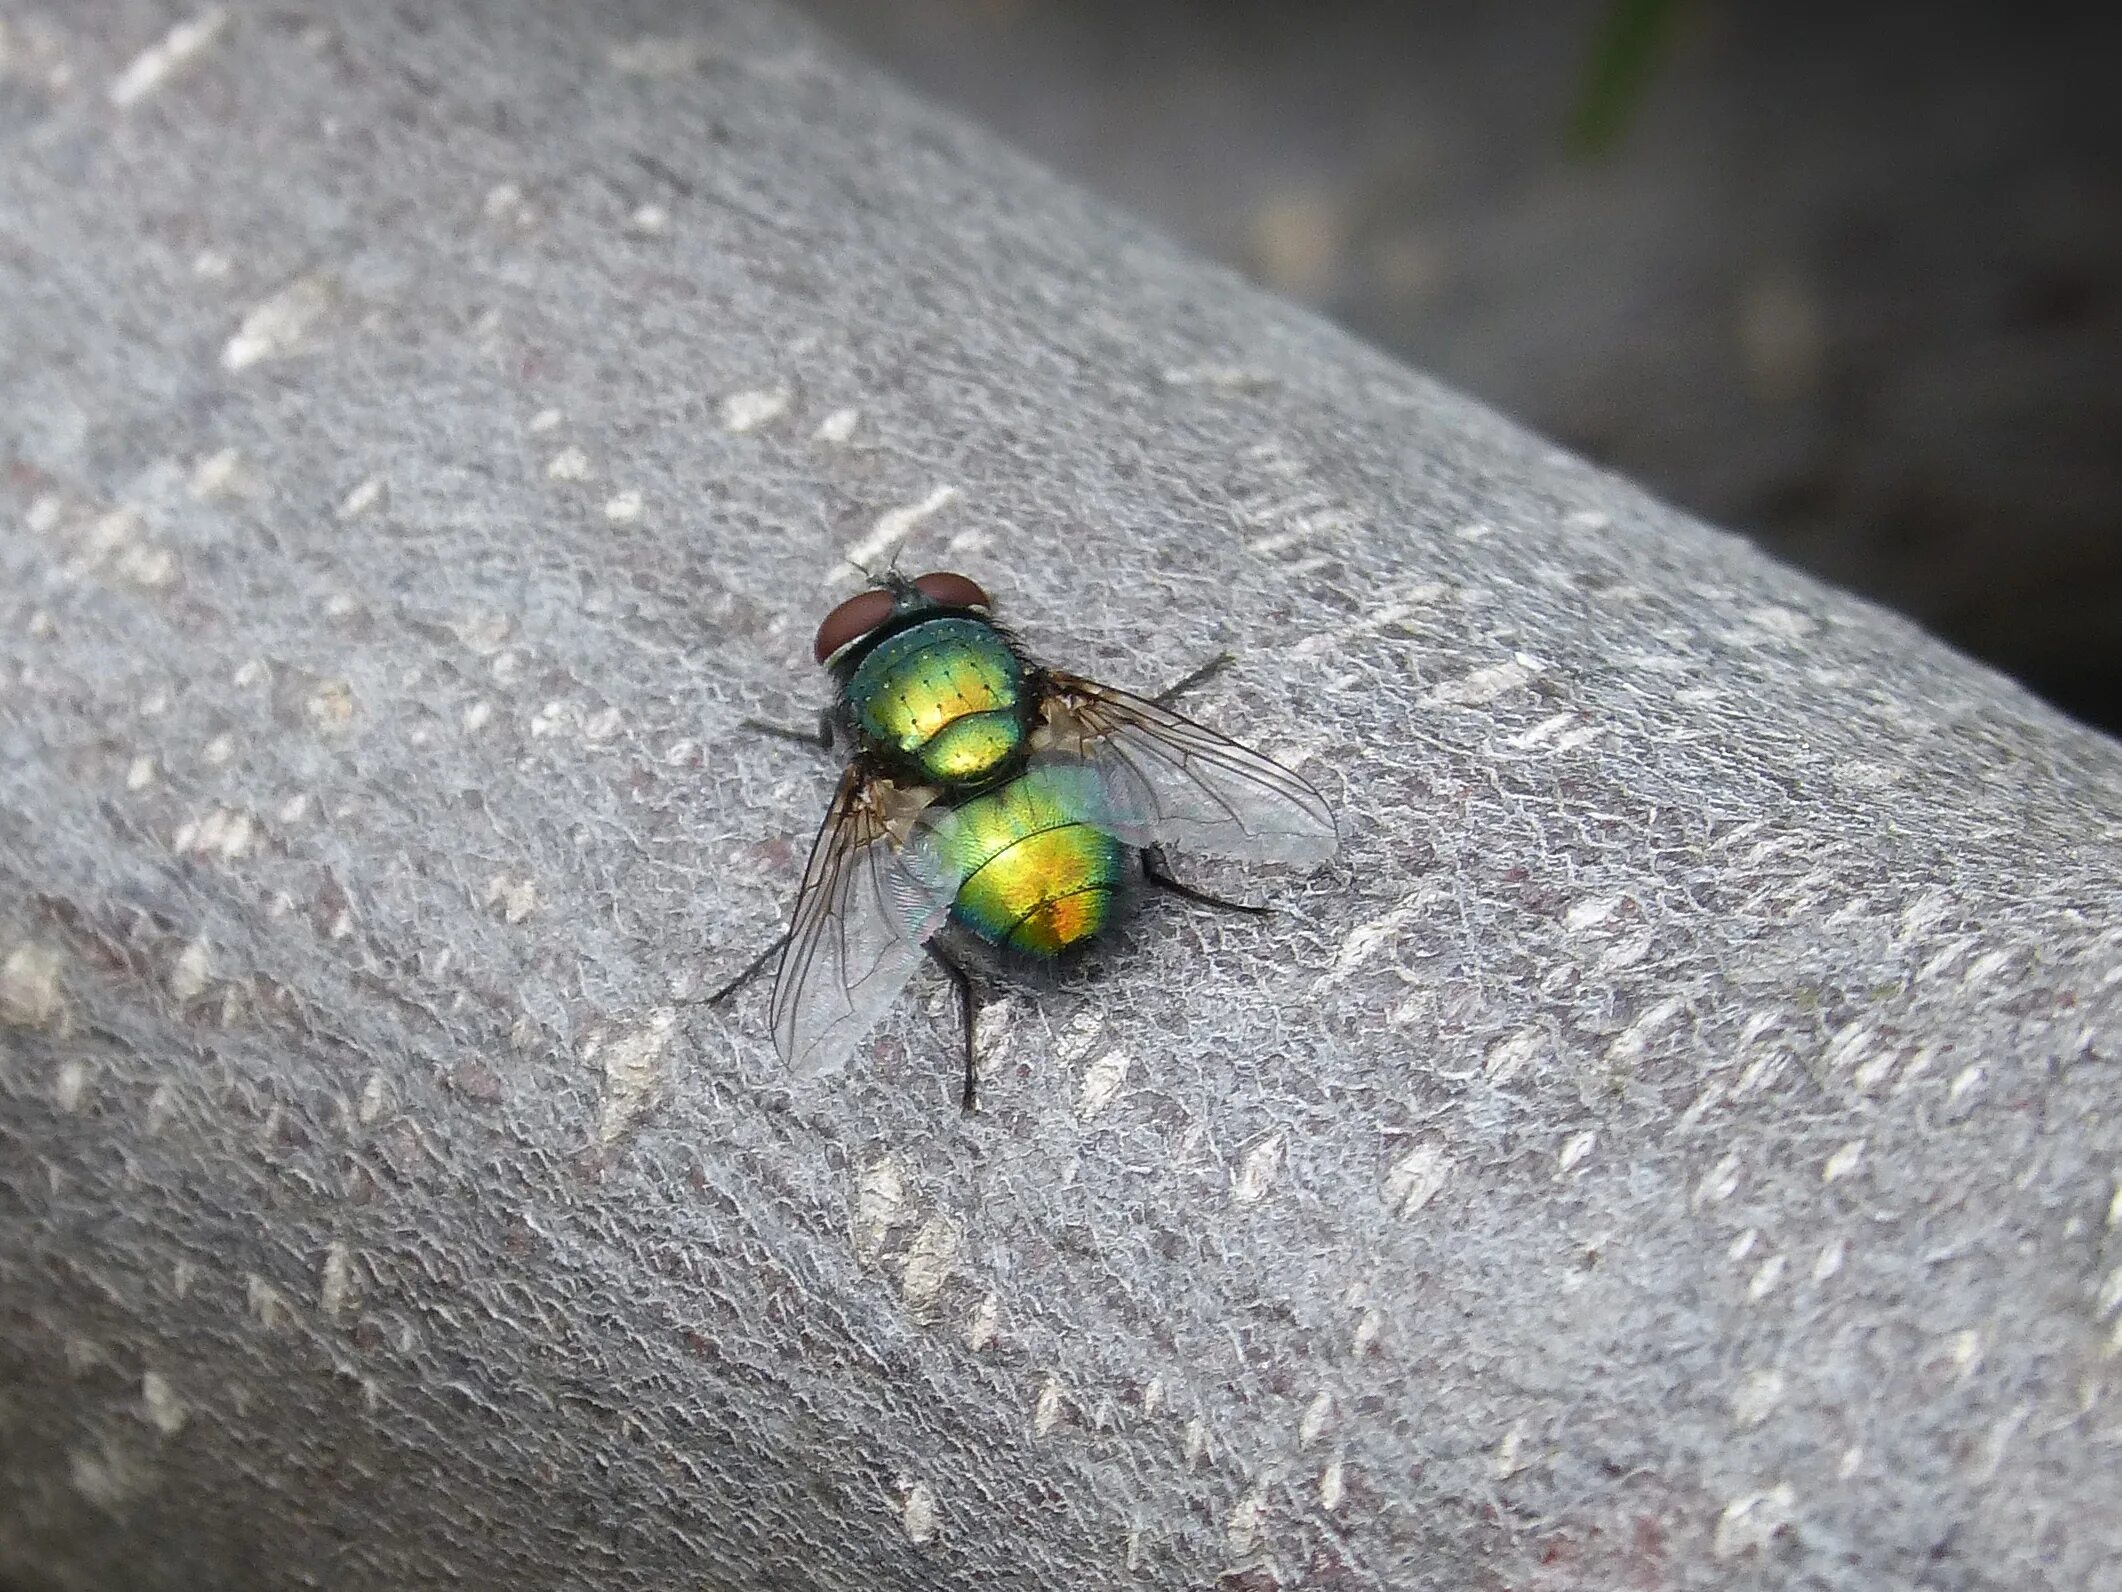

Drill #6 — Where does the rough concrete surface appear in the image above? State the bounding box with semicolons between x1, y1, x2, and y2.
2;3;2119;1589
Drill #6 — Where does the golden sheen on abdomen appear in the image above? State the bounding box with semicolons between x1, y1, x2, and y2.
930;766;1126;958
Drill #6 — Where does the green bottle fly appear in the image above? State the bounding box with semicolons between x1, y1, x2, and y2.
714;567;1339;1109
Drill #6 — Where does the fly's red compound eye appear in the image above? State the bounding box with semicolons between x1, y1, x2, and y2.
813;588;897;663
912;571;991;611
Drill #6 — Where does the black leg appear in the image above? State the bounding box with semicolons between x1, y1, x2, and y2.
698;933;787;1006
1142;846;1270;916
1154;652;1235;708
739;714;833;752
928;946;983;1112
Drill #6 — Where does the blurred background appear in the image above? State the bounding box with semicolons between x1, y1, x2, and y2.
788;0;2122;731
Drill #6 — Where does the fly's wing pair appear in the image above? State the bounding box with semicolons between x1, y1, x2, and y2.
1038;671;1340;865
768;764;961;1079
767;670;1338;1079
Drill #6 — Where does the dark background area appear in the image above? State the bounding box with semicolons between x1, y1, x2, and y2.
789;0;2122;731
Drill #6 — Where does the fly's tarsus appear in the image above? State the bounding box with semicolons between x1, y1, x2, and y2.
1153;652;1236;709
1141;846;1270;917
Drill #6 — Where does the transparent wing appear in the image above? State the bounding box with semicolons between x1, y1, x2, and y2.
1039;671;1339;864
769;765;959;1078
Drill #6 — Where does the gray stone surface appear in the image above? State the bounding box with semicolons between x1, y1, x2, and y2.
2;3;2119;1589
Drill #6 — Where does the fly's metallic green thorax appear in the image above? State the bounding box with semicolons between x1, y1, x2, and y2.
843;615;1029;785
920;763;1125;959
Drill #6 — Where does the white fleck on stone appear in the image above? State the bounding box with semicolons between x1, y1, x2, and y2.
900;1216;961;1308
1712;1484;1796;1560
900;1481;938;1546
53;1059;91;1113
583;706;623;741
627;202;670;235
842;485;960;574
1492;1420;1530;1478
2104;1179;2122;1231
1550;722;1606;753
1319;1459;1346;1511
596;1008;675;1145
485;876;538;924
1838;1446;1863;1480
1812;1238;1846;1282
187;447;245;499
965;1291;999;1352
1945;1328;1984;1381
1822;1139;1865;1183
222;273;336;371
854;1157;908;1264
202;732;236;766
320;1241;355;1320
170;938;212;1000
1182;1416;1209;1467
1299;1391;1332;1448
1325;895;1428;980
1698;1154;1743;1205
1423;653;1541;707
1731;1369;1784;1428
1385;1141;1452;1216
527;407;564;434
814;406;860;444
1232;1131;1286;1206
232;658;268;689
1032;1376;1066;1437
246;1274;293;1331
1749;1255;1786;1300
1352;1307;1383;1355
1949;1064;1985;1102
1831;760;1905;792
1557;1130;1597;1174
306;680;355;730
721;388;790;434
1564;893;1626;932
115;543;178;587
607;34;713;76
545;445;591;483
357;1072;388;1126
1140;1375;1165;1418
602;489;643;523
124;754;156;791
1225;1482;1268;1556
1075;1047;1131;1120
109;6;227;107
337;477;384;521
191;248;231;278
140;1370;188;1436
1609;994;1684;1061
1729;1229;1759;1263
179;806;253;860
1746;605;1818;640
26;493;69;534
2;944;67;1029
1484;1027;1544;1084
482;181;537;228
69;1444;140;1509
462;700;493;733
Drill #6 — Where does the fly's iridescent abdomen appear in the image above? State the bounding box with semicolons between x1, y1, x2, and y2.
916;763;1127;959
845;616;1027;785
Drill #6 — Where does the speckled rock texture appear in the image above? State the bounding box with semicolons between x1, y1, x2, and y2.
2;4;2119;1590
